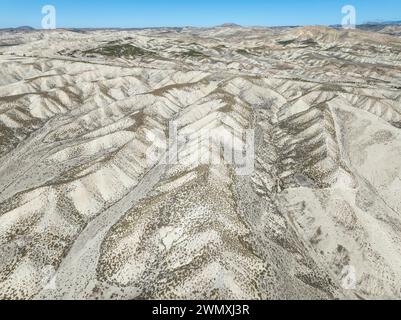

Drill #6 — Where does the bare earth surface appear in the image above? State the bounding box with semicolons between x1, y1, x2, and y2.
1;25;401;299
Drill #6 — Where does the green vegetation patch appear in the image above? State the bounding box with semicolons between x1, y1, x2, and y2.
277;39;296;46
236;49;250;55
277;38;318;47
84;44;157;59
179;49;209;59
213;44;227;50
300;39;319;46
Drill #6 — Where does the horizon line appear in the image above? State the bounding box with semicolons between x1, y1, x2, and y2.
2;20;401;31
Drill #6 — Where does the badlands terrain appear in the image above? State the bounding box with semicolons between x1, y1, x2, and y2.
1;24;401;300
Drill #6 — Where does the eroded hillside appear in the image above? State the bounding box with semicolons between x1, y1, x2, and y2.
1;25;401;299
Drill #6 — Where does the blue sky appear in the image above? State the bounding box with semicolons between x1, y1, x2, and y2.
0;0;400;28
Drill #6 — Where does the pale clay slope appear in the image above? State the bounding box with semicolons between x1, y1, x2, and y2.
0;25;401;299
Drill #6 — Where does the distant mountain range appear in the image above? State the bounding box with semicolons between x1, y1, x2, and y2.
356;21;401;32
0;26;35;31
363;20;401;25
1;21;401;31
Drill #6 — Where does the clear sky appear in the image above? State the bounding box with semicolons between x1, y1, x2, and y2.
0;0;400;29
